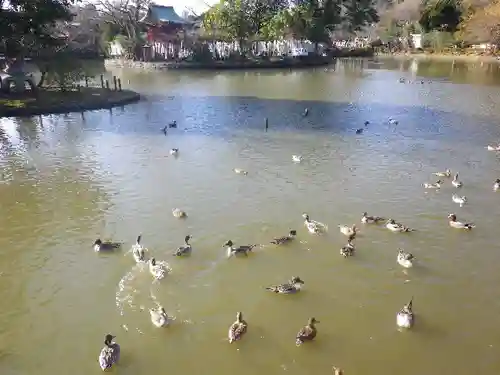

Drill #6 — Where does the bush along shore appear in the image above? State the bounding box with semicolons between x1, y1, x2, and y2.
0;76;140;118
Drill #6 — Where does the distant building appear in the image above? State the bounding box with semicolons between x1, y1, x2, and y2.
411;34;422;50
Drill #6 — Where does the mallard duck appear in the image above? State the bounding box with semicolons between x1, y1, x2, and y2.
132;235;146;263
98;334;120;371
228;311;247;343
386;219;414;232
292;155;302;163
494;179;500;191
361;212;385;224
397;249;414;268
388;118;399;125
170;148;179;156
433;169;451;178
149;258;168;280
172;208;187;218
224;240;256;258
168;120;177;128
340;240;355;258
355;128;363;134
423;179;442;189
173;235;192;256
270;230;297;245
339;224;357;237
364;121;370;126
266;276;304;294
448;214;474;229
149;306;170;327
302;213;326;234
452;194;467;207
233;168;248;175
452;173;463;188
396;298;414;329
93;239;122;252
296;317;319;346
486;145;500;151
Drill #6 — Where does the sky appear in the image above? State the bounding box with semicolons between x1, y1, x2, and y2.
153;0;217;15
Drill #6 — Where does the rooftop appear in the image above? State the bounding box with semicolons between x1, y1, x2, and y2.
141;4;188;25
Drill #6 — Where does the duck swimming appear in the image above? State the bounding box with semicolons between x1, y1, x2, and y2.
448;214;474;229
172;208;187;218
332;367;344;375
98;334;120;371
168;120;177;128
266;276;304;294
303;108;309;117
149;258;169;280
486;144;500;151
386;219;414;232
93;239;122;252
149;306;170;327
340;239;355;258
397;249;414;268
339;224;357;237
292;155;302;163
452;194;467;207
228;311;248;343
173;235;192;256
170;148;179;156
302;213;327;234
361;212;385;224
423;179;442;189
452;173;463;188
224;240;256;258
233;168;248;175
396;298;414;329
132;235;146;263
494;179;500;191
270;230;297;245
433;169;451;178
296;317;319;346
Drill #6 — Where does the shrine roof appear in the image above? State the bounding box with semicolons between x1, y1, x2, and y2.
141;4;188;25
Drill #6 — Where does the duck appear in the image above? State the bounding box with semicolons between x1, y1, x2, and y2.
228;311;248;343
148;258;168;280
355;128;363;134
388;118;399;125
433;169;451;178
494;179;500;191
173;235;192;256
149;306;170;327
397;249;414;268
448;214;474;229
423;179;442;189
361;212;385;224
270;230;297;245
386;219;414;232
266;276;304;294
132;235;146;263
303;108;309;117
452;173;463;188
233;168;248;175
224;240;256;258
302;213;326;234
292;155;302;163
170;148;179;156
396;298;414;329
98;334;120;371
168;120;177;128
486;144;500;151
340;239;355;258
339;224;357;237
296;317;319;346
452;194;467;207
93;239;122;252
172;208;187;218
364;121;370;126
332;367;344;375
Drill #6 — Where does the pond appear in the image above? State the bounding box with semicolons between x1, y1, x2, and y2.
1;57;500;375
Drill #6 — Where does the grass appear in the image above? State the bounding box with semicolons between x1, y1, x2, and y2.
0;87;140;117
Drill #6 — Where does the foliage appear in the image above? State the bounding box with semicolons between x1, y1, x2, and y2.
460;0;500;44
0;0;77;57
36;52;86;91
419;0;462;32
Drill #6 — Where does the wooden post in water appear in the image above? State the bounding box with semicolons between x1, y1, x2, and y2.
100;74;104;88
105;80;110;90
85;76;89;87
117;78;122;91
81;111;85;121
113;76;117;91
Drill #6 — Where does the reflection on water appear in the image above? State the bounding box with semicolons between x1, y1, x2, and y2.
1;59;500;375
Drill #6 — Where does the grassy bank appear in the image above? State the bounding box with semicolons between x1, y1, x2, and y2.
0;87;140;118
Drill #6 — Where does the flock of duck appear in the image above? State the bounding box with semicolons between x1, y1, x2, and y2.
91;114;500;373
